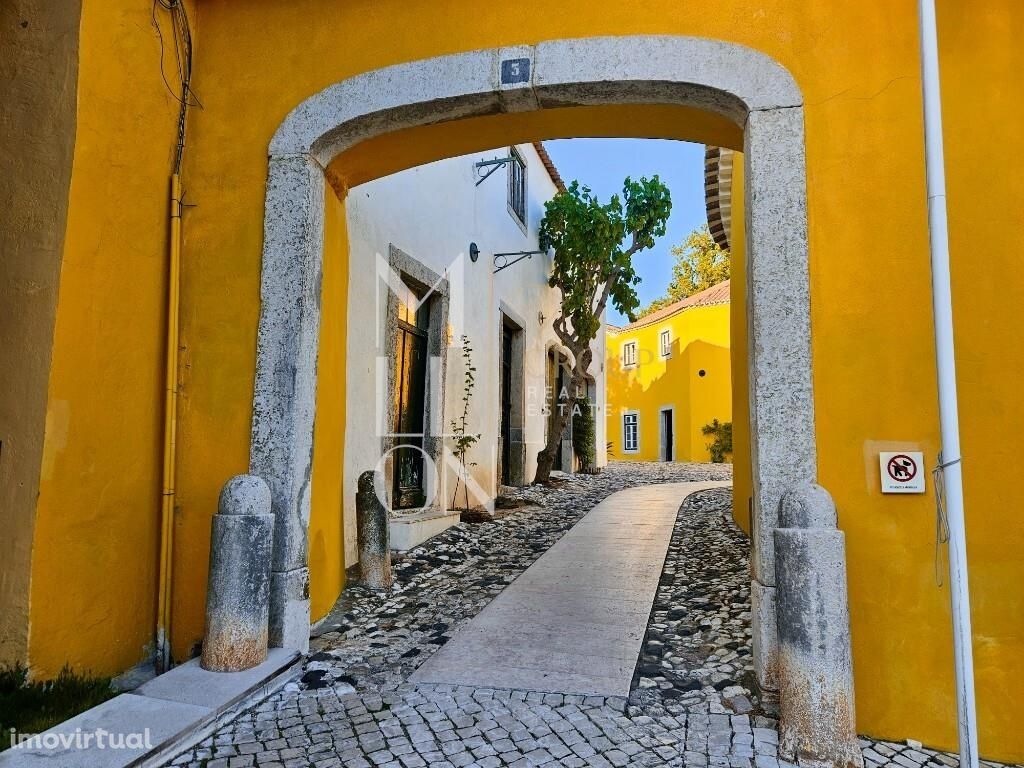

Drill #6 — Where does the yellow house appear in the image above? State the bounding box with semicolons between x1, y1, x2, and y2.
606;282;731;463
2;1;1023;760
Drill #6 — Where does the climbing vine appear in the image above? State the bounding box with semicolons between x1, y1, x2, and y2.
450;335;481;509
701;419;733;463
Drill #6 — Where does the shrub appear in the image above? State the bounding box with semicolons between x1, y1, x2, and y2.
572;397;596;473
701;419;733;463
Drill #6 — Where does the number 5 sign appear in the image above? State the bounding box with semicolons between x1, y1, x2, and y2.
879;451;926;494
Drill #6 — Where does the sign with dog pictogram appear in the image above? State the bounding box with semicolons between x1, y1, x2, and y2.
879;451;925;494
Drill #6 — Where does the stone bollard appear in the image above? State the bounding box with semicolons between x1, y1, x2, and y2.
780;482;839;529
201;475;274;672
356;470;393;591
774;485;862;768
751;580;779;711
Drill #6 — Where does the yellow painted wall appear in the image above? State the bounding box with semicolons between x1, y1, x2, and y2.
14;0;1023;759
932;4;1024;740
26;0;193;677
308;187;350;622
606;303;732;463
728;157;751;536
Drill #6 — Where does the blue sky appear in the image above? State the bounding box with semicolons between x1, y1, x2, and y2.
542;138;707;326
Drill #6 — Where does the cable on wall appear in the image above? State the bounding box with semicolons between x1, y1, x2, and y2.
151;0;200;675
152;0;201;173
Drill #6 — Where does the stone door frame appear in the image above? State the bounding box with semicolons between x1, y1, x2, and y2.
497;303;527;487
380;244;450;517
249;35;830;724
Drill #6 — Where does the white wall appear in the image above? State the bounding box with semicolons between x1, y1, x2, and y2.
341;144;605;563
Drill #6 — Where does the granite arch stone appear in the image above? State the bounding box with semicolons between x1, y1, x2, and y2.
250;36;824;738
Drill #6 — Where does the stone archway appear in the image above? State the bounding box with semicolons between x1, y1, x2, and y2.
249;35;857;766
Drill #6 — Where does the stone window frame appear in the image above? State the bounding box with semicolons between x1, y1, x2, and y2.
621;340;638;368
659;328;672;358
622;410;640;453
506;145;528;232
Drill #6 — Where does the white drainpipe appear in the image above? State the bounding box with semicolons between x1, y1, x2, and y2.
917;2;979;767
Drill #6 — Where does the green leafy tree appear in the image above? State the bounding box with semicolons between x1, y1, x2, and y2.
535;177;671;483
639;225;729;317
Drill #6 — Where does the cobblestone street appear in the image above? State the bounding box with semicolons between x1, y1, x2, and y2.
168;463;1018;768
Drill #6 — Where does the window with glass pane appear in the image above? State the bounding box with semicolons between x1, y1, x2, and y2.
660;329;671;357
508;147;526;225
623;413;639;452
622;341;637;367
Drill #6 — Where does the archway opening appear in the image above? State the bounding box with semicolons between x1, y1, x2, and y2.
249;35;856;766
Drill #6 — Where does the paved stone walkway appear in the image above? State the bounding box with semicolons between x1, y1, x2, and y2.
412;482;729;697
167;463;1020;768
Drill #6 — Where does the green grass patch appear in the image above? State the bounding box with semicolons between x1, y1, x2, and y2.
0;663;115;751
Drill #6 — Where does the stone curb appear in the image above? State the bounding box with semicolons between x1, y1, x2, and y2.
0;649;301;768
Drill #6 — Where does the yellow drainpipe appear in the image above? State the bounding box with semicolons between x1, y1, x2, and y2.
157;173;183;673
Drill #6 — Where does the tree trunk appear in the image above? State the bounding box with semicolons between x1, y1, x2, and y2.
533;407;565;484
533;362;588;484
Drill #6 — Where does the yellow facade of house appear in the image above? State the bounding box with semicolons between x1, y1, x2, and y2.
606;283;732;464
2;0;1024;759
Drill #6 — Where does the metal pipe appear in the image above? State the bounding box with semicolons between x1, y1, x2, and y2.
156;173;183;673
917;2;979;765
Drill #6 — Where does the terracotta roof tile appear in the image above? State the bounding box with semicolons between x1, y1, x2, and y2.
532;141;566;193
610;280;730;333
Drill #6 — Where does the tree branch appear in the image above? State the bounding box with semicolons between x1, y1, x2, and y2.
552;315;573;348
594;233;641;319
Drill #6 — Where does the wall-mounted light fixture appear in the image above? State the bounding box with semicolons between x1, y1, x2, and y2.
469;242;480;263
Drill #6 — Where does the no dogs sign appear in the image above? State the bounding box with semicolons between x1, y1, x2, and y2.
879;451;926;494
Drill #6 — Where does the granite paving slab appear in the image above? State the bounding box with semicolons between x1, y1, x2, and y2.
409;481;729;696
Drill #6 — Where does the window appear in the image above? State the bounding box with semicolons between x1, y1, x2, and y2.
622;341;637;367
659;329;671;357
623;413;639;453
507;146;526;226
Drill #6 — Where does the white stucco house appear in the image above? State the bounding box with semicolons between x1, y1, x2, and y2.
342;142;608;557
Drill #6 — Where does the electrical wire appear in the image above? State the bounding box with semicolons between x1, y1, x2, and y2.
932;452;955;587
152;0;201;174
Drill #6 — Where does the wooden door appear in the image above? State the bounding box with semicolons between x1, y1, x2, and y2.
393;287;429;509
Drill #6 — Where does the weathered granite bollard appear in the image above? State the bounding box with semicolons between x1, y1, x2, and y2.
201;474;274;672
356;470;392;591
774;484;863;768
